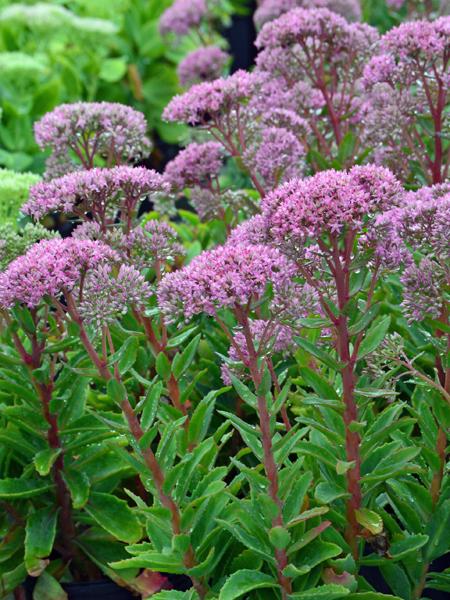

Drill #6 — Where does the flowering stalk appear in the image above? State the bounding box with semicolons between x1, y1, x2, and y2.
229;306;292;598
64;294;207;598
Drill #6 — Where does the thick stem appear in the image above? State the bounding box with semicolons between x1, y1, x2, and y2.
235;307;292;597
332;237;361;558
38;382;77;565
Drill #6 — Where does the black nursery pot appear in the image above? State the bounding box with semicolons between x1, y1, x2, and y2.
24;578;135;600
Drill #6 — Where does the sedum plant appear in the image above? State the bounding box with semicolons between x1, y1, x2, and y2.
0;2;449;600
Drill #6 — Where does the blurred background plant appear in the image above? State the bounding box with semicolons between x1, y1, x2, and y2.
0;0;243;176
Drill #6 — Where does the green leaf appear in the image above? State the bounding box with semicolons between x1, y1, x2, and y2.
141;381;163;430
32;571;67;600
301;367;339;400
107;379;127;404
357;316;391;360
289;585;350;599
389;534;429;561
86;492;142;543
219;570;279;600
294;337;342;371
188;389;225;446
99;57;127;82
172;334;201;380
62;470;90;509
25;507;58;576
230;375;257;409
155;352;171;381
0;478;53;499
355;508;383;535
315;482;349;504
424;499;450;561
33;448;61;476
269;526;291;550
346;594;402;600
118;337;139;375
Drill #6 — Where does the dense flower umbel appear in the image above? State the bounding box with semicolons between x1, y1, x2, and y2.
177;47;230;87
0;238;118;308
243;126;305;189
34;102;151;175
158;243;295;322
24;167;169;222
361;18;449;183
374;185;450;264
262;165;403;253
374;186;449;321
254;0;361;29
78;264;151;328
164;142;224;190
163;70;262;127
401;258;446;322
159;0;207;35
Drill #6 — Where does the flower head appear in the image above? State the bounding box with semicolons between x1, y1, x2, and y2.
0;238;118;309
401;258;445;322
158;242;295;322
78;263;151;328
124;221;185;269
177;46;230;87
254;0;361;29
24;166;169;222
164;142;224;190
163;70;262;126
35;102;151;175
159;0;207;35
262;165;403;252
243;126;305;190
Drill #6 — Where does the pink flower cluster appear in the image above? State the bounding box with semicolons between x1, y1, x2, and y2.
262;165;403;251
401;258;445;322
24;166;169;221
177;47;230;87
164;142;224;190
361;18;449;183
163;70;262;127
254;0;361;29
0;238;117;309
159;0;207;35
35;102;151;175
158;243;295;322
243;126;305;189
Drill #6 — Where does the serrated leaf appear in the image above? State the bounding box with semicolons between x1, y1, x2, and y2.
289;584;350;599
25;507;57;576
86;492;142;544
62;469;90;509
355;509;383;535
219;570;279;600
155;352;171;381
0;478;53;499
33;448;61;476
389;534;429;561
